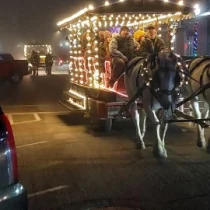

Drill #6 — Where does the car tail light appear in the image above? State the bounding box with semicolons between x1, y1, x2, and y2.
1;114;18;182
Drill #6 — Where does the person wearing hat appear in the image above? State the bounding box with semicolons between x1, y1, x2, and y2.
98;31;112;73
134;29;145;44
139;24;165;56
112;33;120;38
108;26;139;87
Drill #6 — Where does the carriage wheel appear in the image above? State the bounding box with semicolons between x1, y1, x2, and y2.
98;119;113;132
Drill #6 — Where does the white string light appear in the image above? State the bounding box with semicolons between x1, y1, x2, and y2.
105;1;110;6
88;5;94;10
178;0;184;6
58;0;193;91
57;8;88;26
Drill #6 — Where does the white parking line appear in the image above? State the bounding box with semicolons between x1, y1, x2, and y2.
8;113;41;125
5;111;70;115
2;104;54;107
28;185;69;198
34;113;41;121
17;141;48;148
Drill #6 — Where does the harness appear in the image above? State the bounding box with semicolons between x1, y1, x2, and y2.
120;54;210;119
196;63;210;101
189;56;210;74
120;52;186;116
189;57;210;101
120;58;150;114
176;59;210;108
121;54;177;114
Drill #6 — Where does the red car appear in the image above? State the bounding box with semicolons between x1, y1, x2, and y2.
0;53;29;84
0;107;28;209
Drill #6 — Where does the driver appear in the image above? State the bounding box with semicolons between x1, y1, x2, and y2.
139;24;166;56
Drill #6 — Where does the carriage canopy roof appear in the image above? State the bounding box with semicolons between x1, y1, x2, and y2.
57;0;195;27
91;0;192;14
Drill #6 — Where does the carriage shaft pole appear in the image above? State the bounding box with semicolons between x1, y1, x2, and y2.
119;83;147;114
165;118;210;124
171;109;210;128
176;82;210;108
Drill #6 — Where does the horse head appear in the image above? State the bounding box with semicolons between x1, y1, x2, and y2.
151;49;179;110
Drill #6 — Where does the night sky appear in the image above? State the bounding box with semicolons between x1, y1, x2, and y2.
0;0;207;53
0;0;92;52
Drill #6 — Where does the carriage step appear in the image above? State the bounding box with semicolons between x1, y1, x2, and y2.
63;91;84;101
58;100;85;113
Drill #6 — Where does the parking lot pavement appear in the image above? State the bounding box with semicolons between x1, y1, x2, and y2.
1;72;209;210
11;112;209;210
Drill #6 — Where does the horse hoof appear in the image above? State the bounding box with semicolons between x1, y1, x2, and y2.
153;147;167;159
196;139;206;148
136;141;146;150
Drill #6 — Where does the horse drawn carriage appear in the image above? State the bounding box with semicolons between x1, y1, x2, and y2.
58;0;210;158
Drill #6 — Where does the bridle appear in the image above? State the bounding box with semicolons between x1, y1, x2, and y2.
120;52;180;115
144;53;178;99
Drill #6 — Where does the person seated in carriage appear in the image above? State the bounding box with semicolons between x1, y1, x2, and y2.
98;31;112;72
108;26;140;88
133;28;146;45
140;24;182;99
97;31;105;43
137;24;166;69
139;24;166;56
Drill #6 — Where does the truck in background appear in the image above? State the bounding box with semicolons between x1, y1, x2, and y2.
0;53;29;84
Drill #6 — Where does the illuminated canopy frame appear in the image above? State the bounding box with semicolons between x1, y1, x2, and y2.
57;0;195;89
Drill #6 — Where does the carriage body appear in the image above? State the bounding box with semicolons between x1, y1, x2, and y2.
58;0;196;131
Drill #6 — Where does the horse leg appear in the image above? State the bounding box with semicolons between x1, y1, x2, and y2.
191;100;206;148
161;122;168;148
140;109;147;139
201;101;210;153
129;102;146;149
188;103;195;128
152;110;168;158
